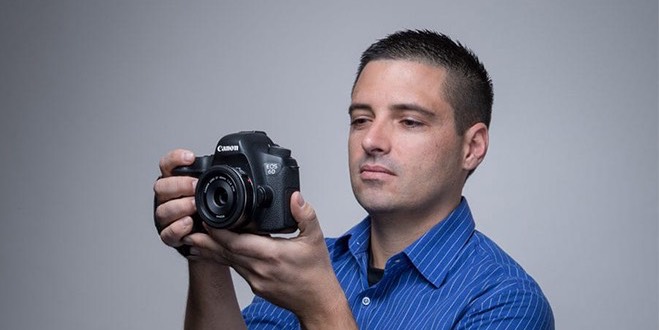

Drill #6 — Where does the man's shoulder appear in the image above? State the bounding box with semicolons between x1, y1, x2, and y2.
442;231;554;328
456;230;541;286
435;228;550;306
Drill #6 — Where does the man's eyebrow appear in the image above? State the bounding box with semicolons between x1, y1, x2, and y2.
348;103;372;114
391;103;437;118
348;102;437;118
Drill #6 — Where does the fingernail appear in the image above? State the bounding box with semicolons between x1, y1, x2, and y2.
182;236;193;245
183;217;193;227
297;192;305;207
183;151;194;162
192;179;198;190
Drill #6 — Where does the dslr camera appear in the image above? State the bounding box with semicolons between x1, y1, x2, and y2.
173;131;300;233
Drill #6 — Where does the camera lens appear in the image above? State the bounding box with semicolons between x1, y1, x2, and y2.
208;180;234;210
214;188;229;206
195;165;253;229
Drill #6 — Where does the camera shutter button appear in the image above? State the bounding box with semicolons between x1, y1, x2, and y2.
269;146;291;158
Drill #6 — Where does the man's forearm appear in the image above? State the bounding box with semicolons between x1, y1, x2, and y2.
298;296;358;330
184;260;247;330
295;278;358;330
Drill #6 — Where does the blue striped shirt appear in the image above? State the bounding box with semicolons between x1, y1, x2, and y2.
243;198;554;329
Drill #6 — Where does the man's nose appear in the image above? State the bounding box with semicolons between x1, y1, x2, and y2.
361;119;391;155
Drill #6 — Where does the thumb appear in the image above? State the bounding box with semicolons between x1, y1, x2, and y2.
290;191;321;237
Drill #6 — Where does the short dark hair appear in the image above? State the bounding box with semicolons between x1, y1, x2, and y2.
353;29;493;135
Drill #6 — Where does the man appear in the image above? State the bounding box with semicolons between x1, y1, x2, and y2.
154;29;554;329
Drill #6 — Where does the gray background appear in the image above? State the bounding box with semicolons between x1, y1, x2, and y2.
0;1;657;329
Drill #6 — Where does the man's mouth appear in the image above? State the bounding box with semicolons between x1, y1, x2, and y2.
359;164;395;179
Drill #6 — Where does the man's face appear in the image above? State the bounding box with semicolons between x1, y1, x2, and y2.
348;60;468;219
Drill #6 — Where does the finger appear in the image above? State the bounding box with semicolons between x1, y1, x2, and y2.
185;232;260;266
196;231;275;291
206;227;276;260
289;192;322;238
154;196;196;228
154;176;198;204
160;217;195;247
159;149;195;177
183;232;229;264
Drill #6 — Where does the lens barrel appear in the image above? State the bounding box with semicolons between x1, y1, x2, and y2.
195;165;253;229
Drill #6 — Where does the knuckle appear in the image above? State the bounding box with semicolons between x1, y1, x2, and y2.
217;249;233;264
247;271;268;293
158;156;169;175
160;219;191;247
159;149;183;176
154;203;173;223
170;219;189;237
306;208;317;221
154;205;165;222
224;239;241;254
188;197;197;214
160;228;177;247
249;282;264;296
226;240;253;257
266;248;283;262
153;179;164;195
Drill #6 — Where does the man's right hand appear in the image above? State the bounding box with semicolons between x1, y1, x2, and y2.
153;149;198;249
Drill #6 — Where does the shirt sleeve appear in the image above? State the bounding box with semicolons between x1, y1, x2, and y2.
242;295;300;329
456;283;555;330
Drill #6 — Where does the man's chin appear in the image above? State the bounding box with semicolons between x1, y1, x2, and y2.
356;197;398;215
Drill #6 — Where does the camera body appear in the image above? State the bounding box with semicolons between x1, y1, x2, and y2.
172;131;299;233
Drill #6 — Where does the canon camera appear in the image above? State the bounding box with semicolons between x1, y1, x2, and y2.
172;131;300;233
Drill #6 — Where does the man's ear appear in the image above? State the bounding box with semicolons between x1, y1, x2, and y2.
462;123;489;171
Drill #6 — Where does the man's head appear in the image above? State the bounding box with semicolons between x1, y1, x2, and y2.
348;30;491;222
353;29;493;136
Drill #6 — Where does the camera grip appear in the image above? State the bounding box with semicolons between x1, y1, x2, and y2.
172;155;213;178
167;155;213;255
153;184;200;257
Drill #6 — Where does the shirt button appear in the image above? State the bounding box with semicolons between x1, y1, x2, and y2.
361;297;371;306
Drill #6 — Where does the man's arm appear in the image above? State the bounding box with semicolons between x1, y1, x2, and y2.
184;261;246;330
186;192;358;330
457;284;554;330
154;149;247;329
155;150;358;329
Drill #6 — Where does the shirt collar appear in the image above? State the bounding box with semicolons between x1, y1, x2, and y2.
404;198;475;288
331;198;475;288
332;215;371;259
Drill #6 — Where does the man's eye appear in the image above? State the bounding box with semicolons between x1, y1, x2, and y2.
350;118;369;126
401;119;423;128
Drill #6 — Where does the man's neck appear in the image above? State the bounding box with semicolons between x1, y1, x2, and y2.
368;197;462;269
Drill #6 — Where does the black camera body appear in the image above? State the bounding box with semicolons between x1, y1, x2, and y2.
172;131;300;233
